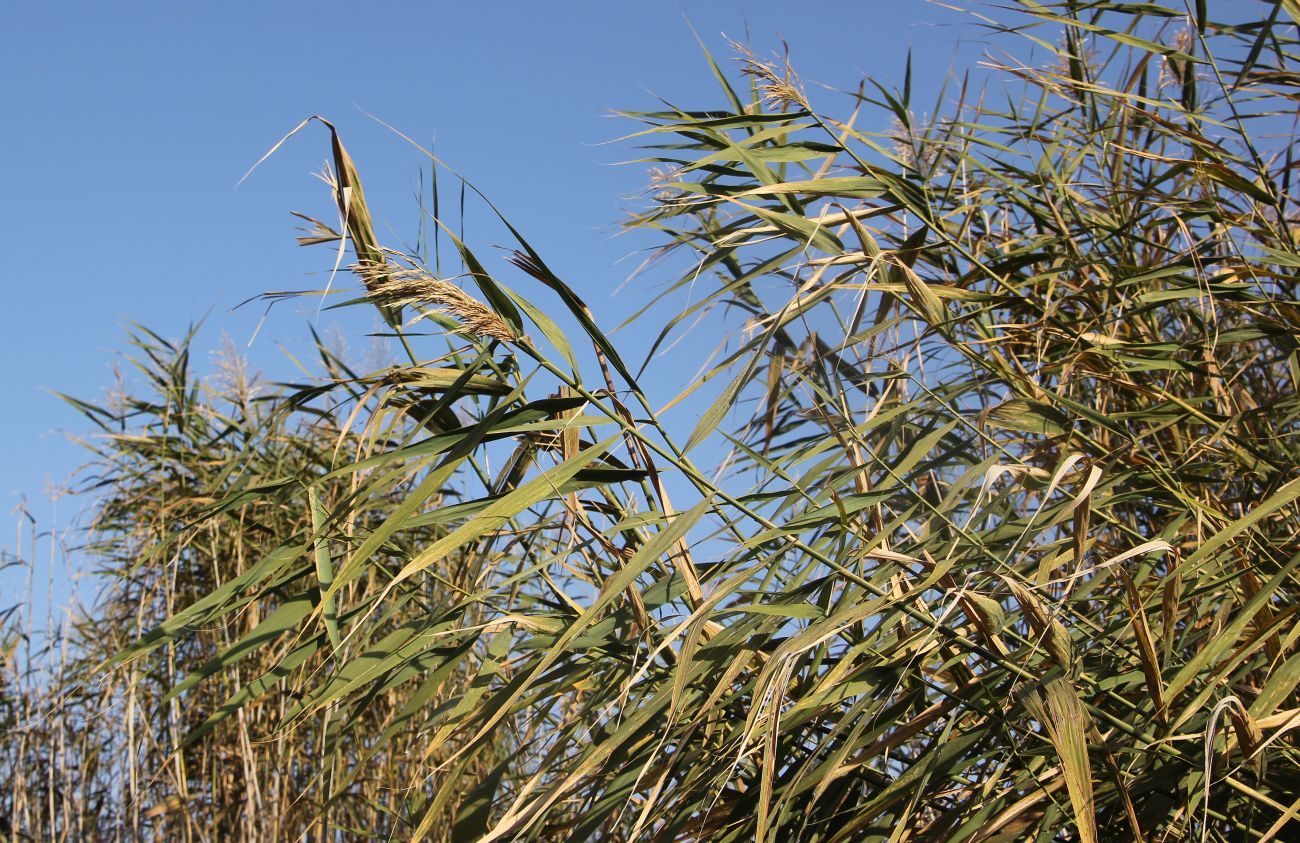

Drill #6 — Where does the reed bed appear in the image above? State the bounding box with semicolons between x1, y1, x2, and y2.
4;2;1300;840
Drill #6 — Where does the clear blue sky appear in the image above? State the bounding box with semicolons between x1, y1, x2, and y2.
1;1;983;605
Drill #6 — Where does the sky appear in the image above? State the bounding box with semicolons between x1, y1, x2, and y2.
0;1;986;611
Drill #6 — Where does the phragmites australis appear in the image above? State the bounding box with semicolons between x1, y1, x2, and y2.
351;261;517;344
730;40;808;112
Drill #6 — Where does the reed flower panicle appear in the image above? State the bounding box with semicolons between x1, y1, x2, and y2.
352;261;517;343
730;40;808;111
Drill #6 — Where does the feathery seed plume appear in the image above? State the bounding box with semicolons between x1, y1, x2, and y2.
730;40;808;112
352;261;517;344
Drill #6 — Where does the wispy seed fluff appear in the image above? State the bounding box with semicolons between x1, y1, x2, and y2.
352;261;517;344
730;40;808;112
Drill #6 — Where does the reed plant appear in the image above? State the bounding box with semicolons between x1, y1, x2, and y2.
5;1;1300;840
